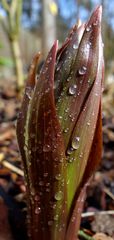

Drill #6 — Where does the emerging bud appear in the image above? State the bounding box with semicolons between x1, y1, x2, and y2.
17;5;104;240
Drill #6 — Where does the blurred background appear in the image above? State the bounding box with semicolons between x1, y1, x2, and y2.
0;2;114;240
0;0;114;91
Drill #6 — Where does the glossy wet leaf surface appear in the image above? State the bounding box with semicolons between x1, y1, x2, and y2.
17;5;104;240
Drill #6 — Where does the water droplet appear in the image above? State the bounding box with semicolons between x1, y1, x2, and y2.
30;133;35;138
46;188;50;192
87;122;90;126
55;174;62;181
28;230;31;238
72;136;80;150
78;66;87;75
52;203;56;209
88;79;91;85
54;191;63;201
54;214;59;221
31;189;35;196
34;195;39;201
39;181;44;186
26;86;32;99
35;207;41;214
43;144;51;152
66;76;72;82
68;84;77;95
67;147;74;155
71;216;76;222
48;220;53;226
93;20;98;26
73;43;78;49
46;182;50;187
58;227;62;232
67;157;74;163
86;42;92;49
86;25;92;32
64;108;69;113
44;172;48;177
79;153;83;158
63;128;69;133
45;88;50;93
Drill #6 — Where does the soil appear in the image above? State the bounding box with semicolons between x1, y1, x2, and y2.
0;83;114;240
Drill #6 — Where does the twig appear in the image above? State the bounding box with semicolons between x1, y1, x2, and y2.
1;0;10;12
81;210;114;218
0;154;24;177
103;187;114;200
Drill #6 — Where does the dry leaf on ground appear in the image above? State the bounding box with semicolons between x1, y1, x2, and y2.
93;233;113;240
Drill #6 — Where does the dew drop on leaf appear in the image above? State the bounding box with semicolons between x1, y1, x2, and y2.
39;181;44;186
56;65;61;72
63;128;69;133
64;108;69;113
26;86;32;99
43;172;48;177
54;214;59;221
30;133;35;138
52;203;56;209
43;144;51;152
35;207;41;214
73;44;78;49
87;79;91;85
67;147;74;155
55;174;62;181
87;122;90;126
86;25;92;32
48;220;53;226
67;157;74;163
86;42;91;49
54;191;63;201
34;195;39;201
46;188;50;192
78;66;87;75
93;20;98;26
72;136;80;150
68;84;77;95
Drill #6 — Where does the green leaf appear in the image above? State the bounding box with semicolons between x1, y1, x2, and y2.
0;56;14;67
55;23;85;101
17;42;67;240
17;52;40;193
56;6;102;152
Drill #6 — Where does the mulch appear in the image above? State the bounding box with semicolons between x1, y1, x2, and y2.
0;84;114;240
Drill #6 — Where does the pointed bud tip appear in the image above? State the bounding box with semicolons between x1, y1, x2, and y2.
54;40;58;50
95;5;102;22
77;19;82;28
88;5;102;27
97;5;102;13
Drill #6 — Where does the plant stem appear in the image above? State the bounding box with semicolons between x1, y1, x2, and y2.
11;39;24;89
78;230;95;240
1;0;24;90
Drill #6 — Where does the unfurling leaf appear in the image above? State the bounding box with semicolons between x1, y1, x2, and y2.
17;5;104;240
